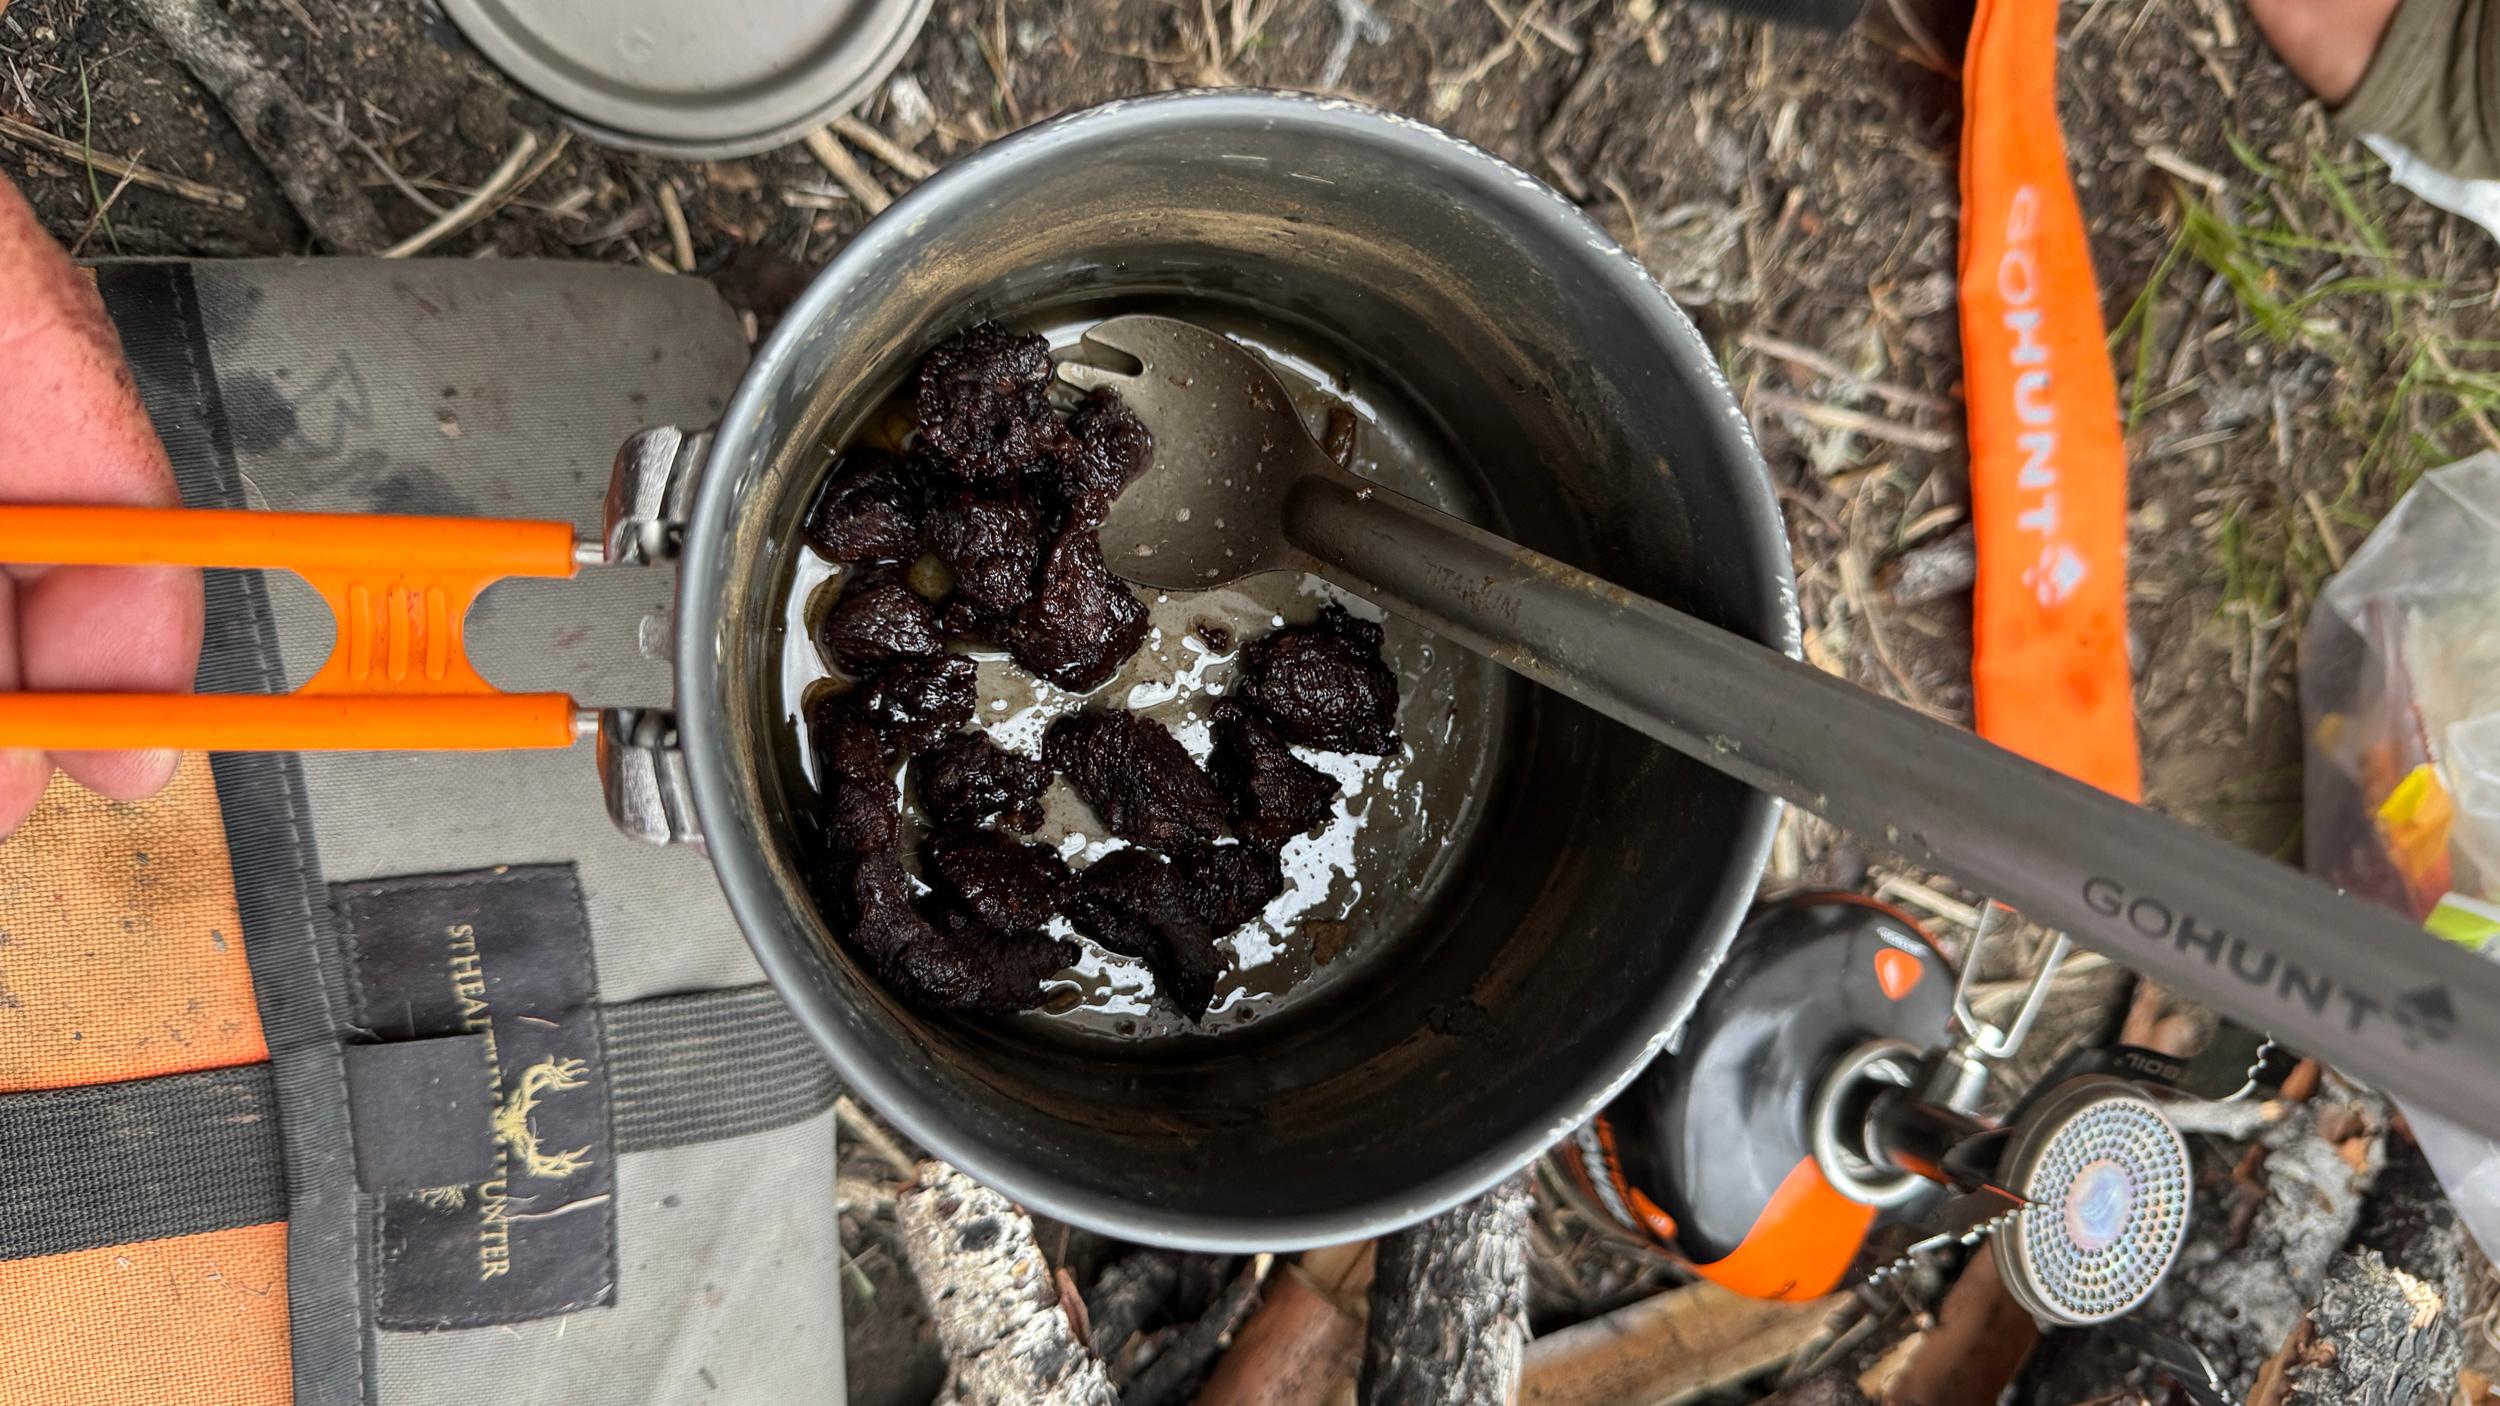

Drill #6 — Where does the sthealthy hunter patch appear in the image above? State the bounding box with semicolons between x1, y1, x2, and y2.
335;864;616;1329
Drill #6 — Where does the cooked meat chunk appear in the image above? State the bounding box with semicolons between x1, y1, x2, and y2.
1044;389;1154;528
1061;843;1281;1021
920;828;1071;938
817;572;942;675
1059;850;1168;961
807;693;900;856
1043;710;1227;849
913;732;1052;833
1174;841;1285;932
846;853;1072;1014
803;448;923;563
1234;604;1401;755
913;323;1070;485
1208;699;1337;847
858;653;977;752
1006;524;1149;691
925;487;1044;614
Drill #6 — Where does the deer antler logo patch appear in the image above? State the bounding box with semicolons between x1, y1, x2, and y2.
492;1056;594;1180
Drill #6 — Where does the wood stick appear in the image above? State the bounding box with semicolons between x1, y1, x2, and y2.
1880;1250;2037;1406
0;115;247;211
1083;1249;1181;1366
1122;1257;1266;1406
1521;1283;1840;1406
1363;1174;1531;1406
1194;1265;1363;1406
802;128;891;214
897;1162;1116;1405
831;114;935;182
125;0;390;250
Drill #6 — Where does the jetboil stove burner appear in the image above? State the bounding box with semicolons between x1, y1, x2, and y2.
1994;1076;2194;1325
1547;893;2275;1357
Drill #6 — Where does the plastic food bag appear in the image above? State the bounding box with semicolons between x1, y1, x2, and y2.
2303;452;2500;1259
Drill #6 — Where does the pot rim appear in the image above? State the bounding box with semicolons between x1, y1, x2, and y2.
677;88;1800;1250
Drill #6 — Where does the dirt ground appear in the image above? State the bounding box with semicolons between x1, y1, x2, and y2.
9;0;2500;1401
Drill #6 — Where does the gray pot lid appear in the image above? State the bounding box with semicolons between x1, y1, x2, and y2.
442;0;934;159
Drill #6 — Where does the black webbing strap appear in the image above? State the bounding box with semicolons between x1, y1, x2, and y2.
0;1066;288;1261
0;984;837;1263
606;984;843;1153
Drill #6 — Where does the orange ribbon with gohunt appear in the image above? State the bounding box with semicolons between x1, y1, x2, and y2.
1960;0;2143;801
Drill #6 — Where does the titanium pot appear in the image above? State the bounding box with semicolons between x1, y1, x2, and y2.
678;90;1797;1247
0;91;1796;1248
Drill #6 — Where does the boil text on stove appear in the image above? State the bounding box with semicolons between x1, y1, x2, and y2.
2082;876;2457;1046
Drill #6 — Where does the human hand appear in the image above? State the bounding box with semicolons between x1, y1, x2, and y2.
0;173;205;838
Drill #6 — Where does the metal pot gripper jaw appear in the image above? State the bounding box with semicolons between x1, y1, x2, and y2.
1993;1076;2192;1327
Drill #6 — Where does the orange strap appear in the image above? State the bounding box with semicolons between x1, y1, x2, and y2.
1959;0;2143;801
0;505;582;751
0;759;291;1404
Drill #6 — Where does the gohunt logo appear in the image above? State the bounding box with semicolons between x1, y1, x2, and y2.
1997;185;2086;608
2083;877;2453;1046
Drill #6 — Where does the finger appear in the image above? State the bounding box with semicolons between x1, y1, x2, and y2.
20;562;202;801
0;745;49;837
0;574;53;836
0;177;179;510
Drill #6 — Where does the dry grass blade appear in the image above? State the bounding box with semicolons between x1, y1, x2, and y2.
2145;145;2228;194
802;128;892;214
1752;390;1957;451
380;131;541;259
0;114;248;210
1740;330;1955;412
656;180;694;272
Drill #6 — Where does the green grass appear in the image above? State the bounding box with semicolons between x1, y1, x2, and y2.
2117;130;2500;635
78;61;121;257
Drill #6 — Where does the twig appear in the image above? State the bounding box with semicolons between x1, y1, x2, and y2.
70;161;138;259
380;132;541;259
329;113;446;217
801;128;891;214
1487;0;1581;54
0;114;247;211
1521;1282;1840;1406
1739;331;1955;413
656;180;694;272
830;113;933;182
2301;489;2348;572
1603;174;1647;269
1873;873;1980;931
127;0;391;251
2146;145;2228;194
976;0;1026;124
1428;0;1542;117
833;1094;915;1177
1752;390;1958;451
